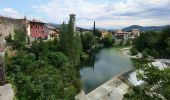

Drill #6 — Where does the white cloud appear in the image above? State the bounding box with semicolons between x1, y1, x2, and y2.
0;8;24;18
0;8;44;22
1;0;169;28
33;0;170;28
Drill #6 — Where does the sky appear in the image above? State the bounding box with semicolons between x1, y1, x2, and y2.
0;0;170;29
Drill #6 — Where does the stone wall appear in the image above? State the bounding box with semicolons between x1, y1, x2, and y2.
0;16;26;51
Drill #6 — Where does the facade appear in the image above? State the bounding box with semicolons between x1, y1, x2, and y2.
0;16;56;45
115;29;140;45
26;20;48;42
98;30;109;38
46;25;60;40
115;29;130;40
131;29;140;37
0;16;26;51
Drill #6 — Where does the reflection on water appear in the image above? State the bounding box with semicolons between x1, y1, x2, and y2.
80;48;134;94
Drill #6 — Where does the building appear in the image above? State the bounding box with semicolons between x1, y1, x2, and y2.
0;16;26;51
115;29;140;45
46;25;60;40
98;30;109;38
131;29;140;37
115;29;130;40
69;14;76;32
26;19;48;42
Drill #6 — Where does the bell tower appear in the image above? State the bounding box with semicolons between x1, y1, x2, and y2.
69;14;76;32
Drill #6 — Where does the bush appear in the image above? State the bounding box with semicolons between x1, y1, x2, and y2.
142;50;148;58
130;47;138;55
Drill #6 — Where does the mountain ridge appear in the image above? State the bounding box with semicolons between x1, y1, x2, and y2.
123;25;169;32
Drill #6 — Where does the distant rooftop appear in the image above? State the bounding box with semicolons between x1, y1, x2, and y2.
28;19;45;24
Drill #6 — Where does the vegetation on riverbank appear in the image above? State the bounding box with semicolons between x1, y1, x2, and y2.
131;27;170;58
124;63;170;100
125;33;170;99
5;17;82;99
131;58;153;68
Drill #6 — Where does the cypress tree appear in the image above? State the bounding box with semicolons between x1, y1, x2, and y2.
93;21;96;36
59;15;82;67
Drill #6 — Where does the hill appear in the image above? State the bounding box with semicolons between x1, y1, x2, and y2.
123;25;169;32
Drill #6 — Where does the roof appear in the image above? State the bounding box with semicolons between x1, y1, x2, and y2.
46;25;56;30
116;29;130;34
28;19;45;24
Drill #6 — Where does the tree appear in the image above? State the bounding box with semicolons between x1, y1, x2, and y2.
124;63;170;100
59;18;82;66
14;29;27;43
5;15;82;100
133;27;170;58
47;52;69;68
81;31;95;51
5;34;13;43
103;33;114;46
95;30;102;38
130;47;138;55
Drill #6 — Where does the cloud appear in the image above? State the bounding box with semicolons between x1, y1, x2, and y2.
0;8;24;18
1;0;170;29
0;7;44;21
33;0;170;28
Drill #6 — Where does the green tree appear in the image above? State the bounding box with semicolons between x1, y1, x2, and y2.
81;31;95;50
14;29;27;43
124;63;170;100
133;27;170;58
59;19;82;66
47;52;69;68
5;34;13;43
103;33;114;46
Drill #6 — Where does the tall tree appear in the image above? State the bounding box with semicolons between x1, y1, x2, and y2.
59;16;82;66
14;29;27;43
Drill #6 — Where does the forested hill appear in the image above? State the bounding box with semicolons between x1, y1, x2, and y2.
123;25;169;32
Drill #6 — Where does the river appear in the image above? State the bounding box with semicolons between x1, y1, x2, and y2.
80;47;135;94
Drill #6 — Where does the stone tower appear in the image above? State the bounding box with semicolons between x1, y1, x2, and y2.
69;14;76;32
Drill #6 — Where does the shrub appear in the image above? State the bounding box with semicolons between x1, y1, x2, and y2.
130;47;138;55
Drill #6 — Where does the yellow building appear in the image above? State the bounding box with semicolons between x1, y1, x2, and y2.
99;30;109;38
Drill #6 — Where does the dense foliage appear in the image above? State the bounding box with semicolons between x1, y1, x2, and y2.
133;27;170;58
124;63;170;100
81;31;95;51
102;33;114;47
5;29;27;49
59;21;82;67
5;19;82;99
